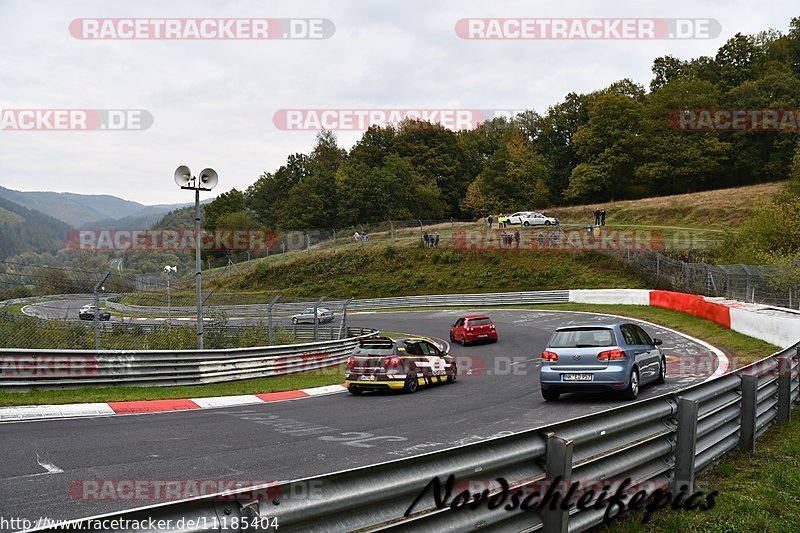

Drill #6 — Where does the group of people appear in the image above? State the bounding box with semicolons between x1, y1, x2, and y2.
500;230;521;246
423;232;440;247
353;231;368;243
485;214;510;229
593;209;607;226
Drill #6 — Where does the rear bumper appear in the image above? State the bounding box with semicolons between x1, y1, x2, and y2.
464;332;498;342
346;372;407;391
540;366;629;391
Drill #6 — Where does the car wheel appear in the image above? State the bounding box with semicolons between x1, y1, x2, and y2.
461;335;468;346
491;338;498;343
523;221;530;227
348;385;362;395
655;357;667;384
403;375;419;393
449;332;455;343
545;220;551;226
292;317;298;325
623;368;640;400
447;370;457;383
542;389;560;401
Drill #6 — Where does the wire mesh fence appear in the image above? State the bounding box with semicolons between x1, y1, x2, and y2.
616;248;800;309
0;261;360;350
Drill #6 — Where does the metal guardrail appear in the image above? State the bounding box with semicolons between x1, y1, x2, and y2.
106;290;571;315
0;327;378;390
37;343;799;532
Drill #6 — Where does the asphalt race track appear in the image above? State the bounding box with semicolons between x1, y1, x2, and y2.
0;309;721;528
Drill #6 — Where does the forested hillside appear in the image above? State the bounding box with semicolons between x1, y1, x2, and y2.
201;19;800;231
0;197;71;260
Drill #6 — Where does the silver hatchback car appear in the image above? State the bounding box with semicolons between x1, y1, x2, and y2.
539;323;666;401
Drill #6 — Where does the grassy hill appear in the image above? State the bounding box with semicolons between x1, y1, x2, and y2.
543;182;784;229
160;247;651;304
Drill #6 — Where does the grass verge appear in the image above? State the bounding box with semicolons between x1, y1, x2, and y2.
0;364;347;406
597;405;800;533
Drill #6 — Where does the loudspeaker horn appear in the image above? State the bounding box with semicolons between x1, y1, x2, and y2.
198;168;218;190
174;165;192;187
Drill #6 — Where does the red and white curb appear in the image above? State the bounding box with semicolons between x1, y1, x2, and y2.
0;384;347;423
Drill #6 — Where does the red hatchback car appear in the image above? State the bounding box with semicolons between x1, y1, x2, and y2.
450;315;498;346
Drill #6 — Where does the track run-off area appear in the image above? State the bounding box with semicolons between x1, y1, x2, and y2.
0;308;724;528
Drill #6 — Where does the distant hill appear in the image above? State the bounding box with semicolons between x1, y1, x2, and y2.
0;186;193;228
0;196;71;260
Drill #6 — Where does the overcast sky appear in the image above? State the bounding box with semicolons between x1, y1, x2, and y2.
0;0;796;205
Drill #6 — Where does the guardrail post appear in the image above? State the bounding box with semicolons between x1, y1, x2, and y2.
740;374;758;452
543;432;572;533
777;355;793;423
672;397;699;493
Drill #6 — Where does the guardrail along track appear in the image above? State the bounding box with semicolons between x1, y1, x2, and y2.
0;327;378;390
35;344;800;532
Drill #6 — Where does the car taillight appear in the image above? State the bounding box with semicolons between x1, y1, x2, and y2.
489;325;495;329
346;356;356;369
598;349;626;361
542;351;558;362
384;357;400;368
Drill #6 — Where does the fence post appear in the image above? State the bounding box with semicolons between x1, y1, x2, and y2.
777;354;793;423
390;221;394;242
93;272;110;350
683;263;690;292
338;298;352;339
313;297;325;342
740;374;758;452
332;229;337;251
656;253;661;283
672;397;699;493
542;432;572;533
267;295;281;345
306;233;310;252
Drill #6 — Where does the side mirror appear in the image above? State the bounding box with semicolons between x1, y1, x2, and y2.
653;338;662;346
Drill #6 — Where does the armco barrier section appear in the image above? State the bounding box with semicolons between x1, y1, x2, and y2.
0;327;378;390
36;343;800;533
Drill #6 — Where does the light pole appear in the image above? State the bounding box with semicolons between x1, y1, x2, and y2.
164;265;177;328
174;165;218;350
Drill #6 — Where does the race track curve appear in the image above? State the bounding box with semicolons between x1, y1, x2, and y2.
0;309;722;529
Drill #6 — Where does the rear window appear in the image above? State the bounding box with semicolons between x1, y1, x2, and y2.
353;340;396;355
549;328;615;348
467;318;492;326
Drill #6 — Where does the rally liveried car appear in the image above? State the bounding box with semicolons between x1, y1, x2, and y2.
450;315;498;345
345;336;457;394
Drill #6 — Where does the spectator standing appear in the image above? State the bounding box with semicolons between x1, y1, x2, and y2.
354;231;360;242
434;233;440;247
600;209;606;226
513;230;520;247
487;215;494;230
594;209;601;226
423;233;430;247
537;232;545;248
362;231;368;243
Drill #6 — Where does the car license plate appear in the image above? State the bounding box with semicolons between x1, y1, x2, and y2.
563;373;593;381
358;375;376;381
479;334;488;338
